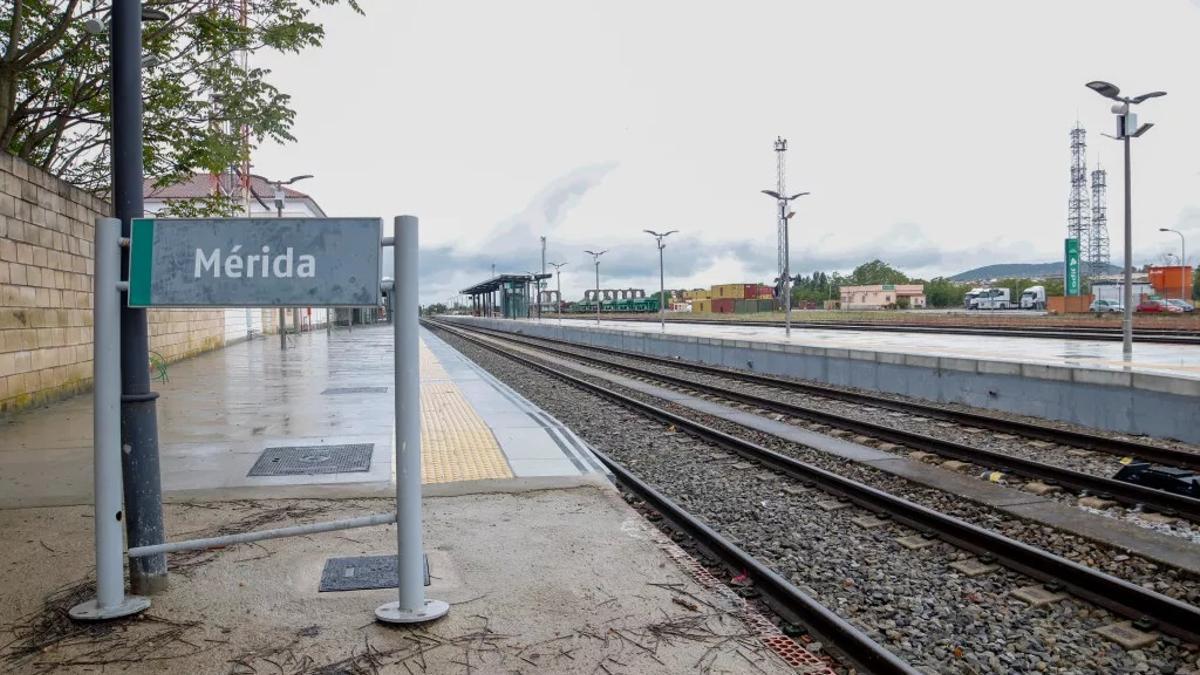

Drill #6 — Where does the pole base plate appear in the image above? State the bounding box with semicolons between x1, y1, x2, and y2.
375;599;449;624
69;595;150;621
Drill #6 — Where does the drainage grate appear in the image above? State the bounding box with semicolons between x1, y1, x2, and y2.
318;554;429;592
321;386;389;395
247;443;374;476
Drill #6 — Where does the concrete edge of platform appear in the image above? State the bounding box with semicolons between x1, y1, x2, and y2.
0;474;615;511
441;316;1200;443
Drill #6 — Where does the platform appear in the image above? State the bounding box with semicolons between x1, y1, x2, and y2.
0;324;802;673
0;325;605;508
446;316;1200;443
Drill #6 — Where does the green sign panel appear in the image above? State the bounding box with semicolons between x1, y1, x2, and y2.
1064;238;1081;296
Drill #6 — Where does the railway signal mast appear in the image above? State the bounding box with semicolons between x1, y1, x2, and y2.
762;137;809;338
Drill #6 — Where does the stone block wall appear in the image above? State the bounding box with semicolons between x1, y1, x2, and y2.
0;152;228;415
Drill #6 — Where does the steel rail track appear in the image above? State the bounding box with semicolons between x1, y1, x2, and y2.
593;445;917;675
594;315;1200;345
429;320;1200;643
455;320;1200;472
440;321;1200;520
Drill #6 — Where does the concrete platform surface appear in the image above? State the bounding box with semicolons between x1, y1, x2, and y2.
526;317;1200;381
0;325;604;508
0;489;798;674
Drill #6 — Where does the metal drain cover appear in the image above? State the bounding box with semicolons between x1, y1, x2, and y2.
318;554;429;592
322;386;389;395
248;443;374;476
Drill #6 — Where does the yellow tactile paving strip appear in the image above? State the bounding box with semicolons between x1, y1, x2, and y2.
419;340;514;484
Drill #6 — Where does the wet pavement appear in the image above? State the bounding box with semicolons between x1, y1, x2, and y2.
525;317;1200;381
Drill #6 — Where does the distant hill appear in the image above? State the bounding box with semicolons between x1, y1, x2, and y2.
949;261;1120;282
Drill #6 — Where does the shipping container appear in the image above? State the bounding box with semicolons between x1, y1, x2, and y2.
692;298;711;314
711;284;746;300
734;299;754;314
755;285;774;300
712;298;735;313
1149;266;1194;299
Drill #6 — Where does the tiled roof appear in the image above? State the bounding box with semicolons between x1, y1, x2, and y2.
142;173;311;200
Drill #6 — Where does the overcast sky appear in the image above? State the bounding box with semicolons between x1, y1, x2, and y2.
252;0;1200;303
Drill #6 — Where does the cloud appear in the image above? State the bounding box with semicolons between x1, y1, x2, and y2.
481;162;618;252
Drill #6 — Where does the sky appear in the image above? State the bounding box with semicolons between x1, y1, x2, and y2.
252;0;1200;304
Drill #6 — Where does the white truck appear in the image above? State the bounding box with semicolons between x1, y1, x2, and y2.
1019;285;1046;310
964;288;1012;312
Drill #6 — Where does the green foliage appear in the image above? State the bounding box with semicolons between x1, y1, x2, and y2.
1;0;362;194
847;259;910;286
920;277;970;308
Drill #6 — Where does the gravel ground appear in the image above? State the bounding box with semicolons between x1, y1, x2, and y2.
432;326;1199;674
471;326;1200;543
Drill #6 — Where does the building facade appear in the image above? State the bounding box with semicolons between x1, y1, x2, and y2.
839;284;927;310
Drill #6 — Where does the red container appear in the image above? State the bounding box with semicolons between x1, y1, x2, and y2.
756;284;774;299
712;298;735;313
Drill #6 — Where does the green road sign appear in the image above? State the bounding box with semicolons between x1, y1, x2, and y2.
1065;238;1081;296
128;217;382;307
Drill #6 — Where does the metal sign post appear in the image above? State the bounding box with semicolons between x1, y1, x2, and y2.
73;215;447;625
377;215;450;623
70;218;150;620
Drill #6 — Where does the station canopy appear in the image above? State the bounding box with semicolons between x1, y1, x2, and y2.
460;273;551;295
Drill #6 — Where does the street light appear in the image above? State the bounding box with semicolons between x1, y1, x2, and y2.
525;271;540;320
1086;80;1166;357
264;174;313;349
1160;228;1186;301
584;250;607;326
643;230;678;332
548;262;567;323
761;189;809;338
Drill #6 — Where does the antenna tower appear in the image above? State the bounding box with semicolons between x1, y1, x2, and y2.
1067;124;1092;277
1089;166;1110;275
774;137;788;289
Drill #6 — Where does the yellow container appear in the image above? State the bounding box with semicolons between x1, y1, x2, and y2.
692;298;711;314
711;284;746;300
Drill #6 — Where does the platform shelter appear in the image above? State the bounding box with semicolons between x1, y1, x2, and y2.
461;273;551;318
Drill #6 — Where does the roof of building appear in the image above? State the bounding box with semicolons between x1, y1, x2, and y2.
143;173;312;200
461;274;552;295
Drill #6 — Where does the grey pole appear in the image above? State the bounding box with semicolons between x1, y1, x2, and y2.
548;262;567;324
112;0;167;595
70;218;150;621
376;215;449;624
1122;135;1133;357
783;201;792;338
595;262;601;325
540;236;546;320
658;244;665;331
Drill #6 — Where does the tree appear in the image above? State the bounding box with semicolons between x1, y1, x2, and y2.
923;277;971;308
847;259;909;286
1;0;361;200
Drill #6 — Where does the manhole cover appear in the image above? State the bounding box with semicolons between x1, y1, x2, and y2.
318;554;429;592
248;443;374;476
321;387;388;395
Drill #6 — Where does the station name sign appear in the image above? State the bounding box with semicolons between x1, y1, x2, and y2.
128;217;382;308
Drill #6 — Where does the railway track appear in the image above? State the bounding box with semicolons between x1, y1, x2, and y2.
428;320;1200;667
439;321;1200;523
594;315;1200;345
453;320;1200;471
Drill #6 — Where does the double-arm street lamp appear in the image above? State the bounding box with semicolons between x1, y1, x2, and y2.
1085;80;1166;357
643;230;678;332
548;262;568;323
584;250;607;325
761;189;809;338
1159;228;1186;301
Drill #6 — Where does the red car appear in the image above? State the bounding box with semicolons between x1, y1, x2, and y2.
1136;299;1183;313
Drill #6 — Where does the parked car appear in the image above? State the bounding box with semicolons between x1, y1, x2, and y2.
1165;299;1195;313
1089;299;1123;313
1136;299;1184;313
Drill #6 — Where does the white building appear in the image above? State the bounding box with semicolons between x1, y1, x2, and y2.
142;173;332;343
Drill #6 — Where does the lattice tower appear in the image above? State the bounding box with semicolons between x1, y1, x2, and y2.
1089;166;1110;275
774;137;788;286
1068;124;1092;277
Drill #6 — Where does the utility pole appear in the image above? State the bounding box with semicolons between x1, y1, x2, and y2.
643;230;678;332
539;236;546;321
1085;81;1166;358
585;250;607;326
113;0;167;595
270;175;313;349
549;262;567;323
762;137;809;338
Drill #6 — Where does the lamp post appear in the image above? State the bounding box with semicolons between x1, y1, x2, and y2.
548;262;567;323
1086;81;1166;357
762;189;809;338
1160;228;1186;300
585;250;607;325
267;174;313;349
643;230;678;332
539;236;547;321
